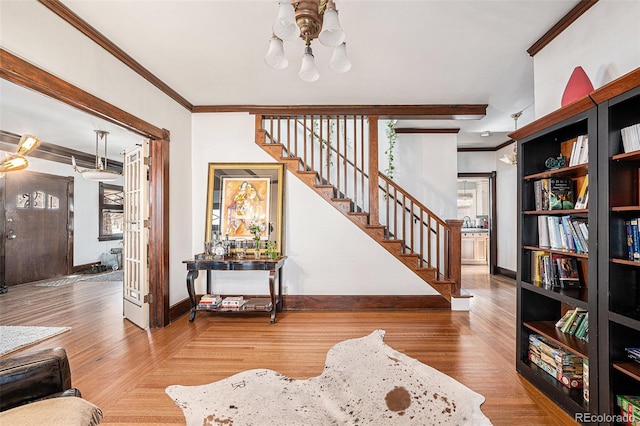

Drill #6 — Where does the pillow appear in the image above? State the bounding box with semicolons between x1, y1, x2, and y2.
0;397;103;425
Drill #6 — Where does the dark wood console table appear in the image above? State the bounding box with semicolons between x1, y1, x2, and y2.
183;255;286;323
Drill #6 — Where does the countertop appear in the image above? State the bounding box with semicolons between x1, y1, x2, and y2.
461;228;489;233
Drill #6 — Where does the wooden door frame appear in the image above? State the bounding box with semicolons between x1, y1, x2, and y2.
0;49;171;327
458;172;497;275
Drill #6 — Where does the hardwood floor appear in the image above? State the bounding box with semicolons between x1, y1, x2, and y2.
0;267;578;425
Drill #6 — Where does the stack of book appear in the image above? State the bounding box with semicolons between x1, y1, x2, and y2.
528;334;583;389
537;215;588;253
534;178;574;211
626;348;640;364
566;135;590;166
555;308;589;340
531;251;583;289
621;123;640;153
617;395;640;425
198;294;222;309
220;296;246;310
625;219;640;262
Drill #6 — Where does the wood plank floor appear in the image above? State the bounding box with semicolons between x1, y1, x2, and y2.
0;266;578;425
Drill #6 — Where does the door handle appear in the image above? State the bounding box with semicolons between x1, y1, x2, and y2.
7;229;16;240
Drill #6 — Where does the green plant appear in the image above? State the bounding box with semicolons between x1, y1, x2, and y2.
266;241;278;259
248;222;264;249
384;120;397;179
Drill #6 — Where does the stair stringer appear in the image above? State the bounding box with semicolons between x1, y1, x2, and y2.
256;140;455;304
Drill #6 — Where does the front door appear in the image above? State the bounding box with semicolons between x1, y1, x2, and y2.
3;171;72;286
122;142;149;329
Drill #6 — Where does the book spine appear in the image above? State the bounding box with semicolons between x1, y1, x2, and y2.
626;221;634;261
632;218;640;261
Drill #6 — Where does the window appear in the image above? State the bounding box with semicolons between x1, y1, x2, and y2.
99;183;124;241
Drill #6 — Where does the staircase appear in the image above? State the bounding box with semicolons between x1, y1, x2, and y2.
254;114;465;306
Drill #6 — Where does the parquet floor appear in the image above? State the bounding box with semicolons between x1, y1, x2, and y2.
0;266;577;425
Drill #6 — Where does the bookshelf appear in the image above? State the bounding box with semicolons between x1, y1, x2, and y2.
515;101;597;416
597;79;640;419
512;67;640;422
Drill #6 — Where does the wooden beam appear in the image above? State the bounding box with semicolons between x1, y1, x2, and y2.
37;0;193;112
394;128;460;134
0;49;166;141
527;0;599;57
193;104;488;120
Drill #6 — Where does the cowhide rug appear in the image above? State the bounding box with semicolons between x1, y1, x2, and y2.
166;330;492;425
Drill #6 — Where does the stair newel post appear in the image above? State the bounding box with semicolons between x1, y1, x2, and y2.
445;219;463;295
368;115;379;226
255;114;266;144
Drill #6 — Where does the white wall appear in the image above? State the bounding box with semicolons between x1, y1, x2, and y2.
190;114;437;296
1;151;123;266
533;0;640;117
392;132;458;220
1;1;193;305
457;151;496;174
494;145;517;271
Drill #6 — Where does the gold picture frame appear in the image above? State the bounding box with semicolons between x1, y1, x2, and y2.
205;163;285;254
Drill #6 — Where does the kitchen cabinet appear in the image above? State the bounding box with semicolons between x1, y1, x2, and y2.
461;231;489;265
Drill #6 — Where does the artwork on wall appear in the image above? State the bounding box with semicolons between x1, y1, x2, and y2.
205;163;285;254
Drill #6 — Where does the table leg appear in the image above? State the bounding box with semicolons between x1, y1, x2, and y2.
276;265;283;312
268;269;276;324
186;269;200;322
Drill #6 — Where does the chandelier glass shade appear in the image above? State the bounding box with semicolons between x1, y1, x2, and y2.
266;0;350;82
0;154;29;173
71;130;121;182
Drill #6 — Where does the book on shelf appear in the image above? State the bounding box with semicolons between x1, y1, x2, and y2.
567;135;589;166
574;174;589;209
626;348;640;364
555;256;581;288
537;216;550;248
547;216;563;250
198;294;222;308
530;250;555;287
574;312;589;339
627;219;640;261
621;122;640;153
616;395;640;425
533;179;550;210
560;308;586;334
548;178;574;210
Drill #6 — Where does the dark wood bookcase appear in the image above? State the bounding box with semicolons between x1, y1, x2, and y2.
597;81;640;419
512;68;640;423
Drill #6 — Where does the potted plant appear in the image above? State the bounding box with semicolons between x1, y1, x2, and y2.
266;241;278;260
248;222;264;259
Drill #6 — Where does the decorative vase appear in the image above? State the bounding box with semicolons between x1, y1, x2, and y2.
253;240;261;259
561;66;594;107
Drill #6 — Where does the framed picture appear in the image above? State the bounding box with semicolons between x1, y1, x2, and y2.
205;163;285;254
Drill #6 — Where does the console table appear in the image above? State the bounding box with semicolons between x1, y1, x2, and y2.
183;255;285;323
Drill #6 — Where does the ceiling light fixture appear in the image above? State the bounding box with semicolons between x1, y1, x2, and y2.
0;133;40;178
480;131;491;137
265;0;350;82
71;130;120;182
499;112;522;165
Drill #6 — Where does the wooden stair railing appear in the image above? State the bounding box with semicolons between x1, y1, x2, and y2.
254;114;463;301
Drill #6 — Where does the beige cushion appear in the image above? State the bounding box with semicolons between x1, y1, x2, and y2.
0;397;103;425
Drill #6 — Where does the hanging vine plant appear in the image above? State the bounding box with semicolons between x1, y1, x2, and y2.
384;120;397;179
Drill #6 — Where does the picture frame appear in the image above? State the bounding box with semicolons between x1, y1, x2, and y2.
205;163;285;254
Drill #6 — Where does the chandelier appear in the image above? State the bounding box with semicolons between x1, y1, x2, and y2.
0;134;40;177
499;112;522;165
71;130;120;182
265;0;351;82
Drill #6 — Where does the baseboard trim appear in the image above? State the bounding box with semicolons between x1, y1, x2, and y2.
170;294;451;321
494;267;516;280
283;295;450;310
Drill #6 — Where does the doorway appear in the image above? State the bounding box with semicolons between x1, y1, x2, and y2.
2;171;73;286
458;172;497;275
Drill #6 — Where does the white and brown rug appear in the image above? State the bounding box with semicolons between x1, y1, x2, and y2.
166;330;492;425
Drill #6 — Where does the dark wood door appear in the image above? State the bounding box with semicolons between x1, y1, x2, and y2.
3;171;72;286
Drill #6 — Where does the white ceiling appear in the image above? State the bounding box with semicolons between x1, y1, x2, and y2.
0;1;579;158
